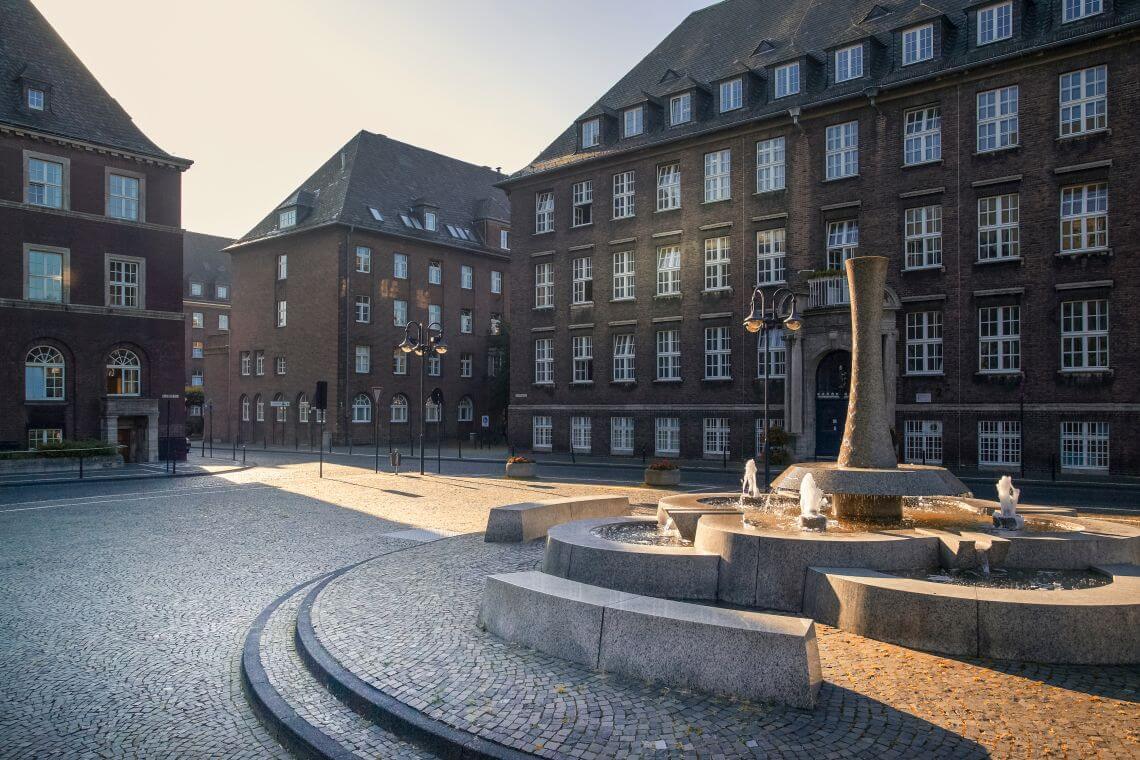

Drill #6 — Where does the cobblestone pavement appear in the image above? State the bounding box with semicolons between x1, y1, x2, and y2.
0;460;675;758
312;534;1140;760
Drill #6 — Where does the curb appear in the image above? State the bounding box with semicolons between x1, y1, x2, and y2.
0;464;252;489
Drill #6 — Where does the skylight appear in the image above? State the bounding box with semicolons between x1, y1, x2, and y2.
400;213;423;230
368;206;383;222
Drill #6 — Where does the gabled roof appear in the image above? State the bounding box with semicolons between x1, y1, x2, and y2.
232;131;510;253
0;0;189;166
184;231;236;292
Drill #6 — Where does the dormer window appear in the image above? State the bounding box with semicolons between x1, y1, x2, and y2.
719;78;743;112
1064;0;1102;21
27;87;45;110
774;62;800;98
581;118;600;148
424;210;438;231
977;2;1013;45
835;44;863;82
278;209;297;228
623;107;644;138
902;24;934;65
669;93;692;126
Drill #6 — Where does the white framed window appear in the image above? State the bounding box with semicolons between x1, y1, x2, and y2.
656;246;681;296
532;415;553;450
240;397;250;422
27;157;64;208
572;256;593;304
278;209;297;229
720;78;743;112
978;305;1020;373
572;335;593;382
977;194;1020;261
355;296;371;323
190;282;203;296
191;340;204;358
825;121;858;180
704;236;731;291
24;346;65;401
457;397;474;423
704;326;731;380
572;180;593;226
349;395;371;423
1060;422;1109;470
460;265;473;290
755;417;785;455
669;93;692;125
275;356;286;375
276;300;287;327
427;260;442;285
460;353;473;378
826;220;859;269
756;329;787;379
613;334;636;382
218;314;229;331
106;349;141;396
1063;0;1102;22
26;249;63;302
26;87;45;110
756;228;786;285
610;417;635;454
977;2;1013;45
1061;299;1109;371
389;395;409;423
902;24;934;65
834;44;863;82
393;299;408;326
276;253;288;280
656;330;681;381
655;418;680;456
354;345;370;373
28;428;63;450
977;86;1019;152
491;270;502;294
535;191;554;233
427;354;441;377
703;417;730;457
571;416;592;453
581;118;600;148
392;350;407;375
1060;183;1108;253
904;421;943;464
703;149;732;202
906;311;944;375
624;107;644;137
613;171;635;219
107;257;140;308
255;351;265;376
428;304;442;328
107;174;140;220
534;338;553;384
535;262;554;308
904;106;941;165
774;62;799;98
657;162;681;211
298;395;310;424
353;246;371;273
216;284;229;299
240;351;251;376
978;420;1020;467
904;205;942;269
1059;66;1107;137
460;308;473;334
756;137;785;193
612;251;635;300
393;252;408;279
500;230;510;251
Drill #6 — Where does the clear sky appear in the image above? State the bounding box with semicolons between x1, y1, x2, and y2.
31;0;713;239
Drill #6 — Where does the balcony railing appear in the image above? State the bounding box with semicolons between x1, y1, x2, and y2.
807;275;850;309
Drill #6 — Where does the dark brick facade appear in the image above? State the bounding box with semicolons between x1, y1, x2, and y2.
183;231;234;440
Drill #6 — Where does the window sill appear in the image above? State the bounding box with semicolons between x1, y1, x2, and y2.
532;306;554;311
902;159;943;169
702;377;733;383
822;173;859;184
905;372;945;378
974;256;1022;267
533;382;555;387
570;381;594;386
570;222;594;230
753;188;787;197
654;378;682;384
612;215;636;222
571;301;594;308
701;198;733;206
974;145;1020;157
655;207;682;214
902;265;945;274
532;230;554;237
1056;128;1110;143
655;293;682;300
974;372;1022;383
610;298;636;304
1055;248;1111;259
702;287;733;295
757;280;788;287
611;380;636;386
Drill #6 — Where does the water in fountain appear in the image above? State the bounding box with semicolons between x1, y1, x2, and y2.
905;567;1110;590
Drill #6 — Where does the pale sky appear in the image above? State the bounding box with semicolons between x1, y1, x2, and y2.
32;0;712;239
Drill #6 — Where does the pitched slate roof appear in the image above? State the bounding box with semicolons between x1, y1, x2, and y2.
231;130;510;254
184;231;236;297
0;0;189;166
507;0;1133;182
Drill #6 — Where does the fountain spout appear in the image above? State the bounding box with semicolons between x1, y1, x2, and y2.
742;459;762;499
992;476;1025;530
798;473;827;530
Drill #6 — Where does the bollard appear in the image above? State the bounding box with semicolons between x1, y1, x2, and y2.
232;437;237;461
242;445;246;465
79;453;84;480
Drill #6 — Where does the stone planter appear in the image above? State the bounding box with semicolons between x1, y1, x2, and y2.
505;461;536;479
0;454;122;474
644;468;681;487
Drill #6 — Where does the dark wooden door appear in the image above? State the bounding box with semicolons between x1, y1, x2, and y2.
815;350;851;459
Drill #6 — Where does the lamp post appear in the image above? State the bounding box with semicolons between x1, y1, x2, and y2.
397;321;447;475
743;286;803;490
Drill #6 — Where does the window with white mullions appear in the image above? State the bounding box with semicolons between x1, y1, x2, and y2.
27;157;63;208
977;2;1013;45
834;44;863;82
613;171;636;218
977;86;1019;152
624;107;644;137
572;335;593;383
756;228;786;285
534;338;553;384
25;346;65;401
656;330;680;381
610;417;635;454
703;149;732;202
825;121;858;179
755;137;785;192
534;262;553;308
532;416;552;449
581;118;600;148
390;395;409;423
1059;66;1107;137
977;194;1019;261
1060;183;1108;253
613;334;635;382
906;311;944;375
903;107;941;165
756;329;786;379
904;205;942;269
106;349;141;396
1063;0;1102;21
108;174;140;220
655;418;680;456
572;180;593;226
535;191;554;233
719;78;743;112
904;421;943;464
704;236;731;291
978;420;1020;466
572;256;593;304
978;305;1020;373
108;258;140;308
656;246;681;295
27;249;63;302
612;251;635;300
657;163;681;211
571;416;592;452
902;24;933;65
670;93;692;125
704;327;731;380
1061;299;1109;371
774;63;799;98
1060;421;1109;470
703;417;730;457
826;220;859;270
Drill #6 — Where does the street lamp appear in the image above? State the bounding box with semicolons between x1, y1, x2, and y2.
744;286;802;490
398;320;447;475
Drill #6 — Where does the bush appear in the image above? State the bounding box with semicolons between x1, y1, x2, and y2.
646;460;679;471
507;456;534;464
0;439;117;461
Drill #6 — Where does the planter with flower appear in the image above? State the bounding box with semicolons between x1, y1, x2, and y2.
644;460;681;486
505;455;537;479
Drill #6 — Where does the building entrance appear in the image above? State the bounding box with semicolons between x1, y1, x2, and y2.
814;350;851;459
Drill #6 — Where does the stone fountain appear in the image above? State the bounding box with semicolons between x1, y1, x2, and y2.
771;256;970;523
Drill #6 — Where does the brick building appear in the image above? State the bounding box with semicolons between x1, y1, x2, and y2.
501;0;1139;477
183;231;235;440
0;0;191;461
227;131;511;449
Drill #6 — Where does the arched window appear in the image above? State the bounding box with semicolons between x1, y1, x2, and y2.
425;401;441;423
457;396;474;423
352;394;372;423
254;394;264;422
273;393;287;422
297;393;310;423
390;394;408;423
240;395;250;422
25;345;65;400
106;349;141;396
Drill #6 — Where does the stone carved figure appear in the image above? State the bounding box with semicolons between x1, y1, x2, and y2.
742;459;761;499
798;473;827;530
993;475;1025;530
